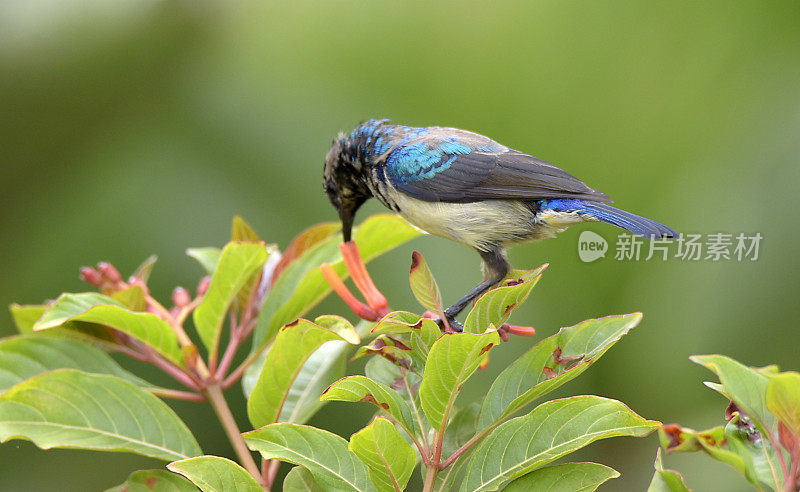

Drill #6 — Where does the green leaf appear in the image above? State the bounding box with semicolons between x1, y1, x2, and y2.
0;335;152;394
131;254;159;284
280;344;348;425
372;311;442;371
106;469;197;492
408;251;444;315
247;319;352;429
691;355;777;434
723;416;780;490
270;222;342;284
284;466;325;492
186;247;222;275
657;423;772;489
231;215;262;242
441;403;480;459
504;462;620;492
463;264;547;334
767;371;800;436
349;417;417;492
252;214;421;353
193;241;269;355
351;335;414;369
111;285;147;311
364;354;419;393
244;423;376;491
320;375;416;438
9;304;47;334
168;455;262;492
462;395;659;491
0;369;201;461
33;292;183;365
479;313;642;429
231;217;272;308
648;449;692;492
268;315;360;424
276;317;363;427
420;331;500;431
13;303;118;348
371;311;433;336
242;319;371;427
315;314;362;344
658;424;739;458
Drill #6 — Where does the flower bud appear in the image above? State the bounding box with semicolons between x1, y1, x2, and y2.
97;262;122;283
498;329;510;343
505;324;536;337
172;287;191;308
80;267;103;286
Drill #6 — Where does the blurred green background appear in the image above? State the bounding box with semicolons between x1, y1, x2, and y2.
2;1;799;490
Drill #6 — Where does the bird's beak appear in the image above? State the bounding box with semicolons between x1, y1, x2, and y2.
339;206;355;243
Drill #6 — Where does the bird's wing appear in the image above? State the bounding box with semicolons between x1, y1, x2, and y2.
383;128;611;203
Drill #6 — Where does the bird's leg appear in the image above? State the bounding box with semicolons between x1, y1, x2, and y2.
436;247;511;332
441;279;498;329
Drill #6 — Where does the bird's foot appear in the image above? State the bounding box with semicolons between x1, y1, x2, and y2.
320;241;390;322
438;317;464;333
423;311;463;333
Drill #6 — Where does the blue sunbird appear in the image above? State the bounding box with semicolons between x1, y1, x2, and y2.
323;119;676;330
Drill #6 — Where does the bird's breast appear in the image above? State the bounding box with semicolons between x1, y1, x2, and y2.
374;185;536;251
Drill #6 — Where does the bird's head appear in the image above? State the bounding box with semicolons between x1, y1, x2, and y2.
323;135;372;242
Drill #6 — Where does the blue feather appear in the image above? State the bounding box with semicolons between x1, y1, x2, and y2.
541;199;676;238
380;129;476;183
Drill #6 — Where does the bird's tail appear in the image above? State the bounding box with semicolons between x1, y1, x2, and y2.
542;199;677;238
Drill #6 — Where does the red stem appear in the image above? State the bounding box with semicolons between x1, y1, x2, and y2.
222;343;270;389
115;340;201;390
204;384;263;486
265;459;280;487
153;354;203;390
217;330;242;381
785;444;800;492
440;425;496;469
113;343;150;363
766;429;791;483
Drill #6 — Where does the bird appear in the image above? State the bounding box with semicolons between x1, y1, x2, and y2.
323;119;676;330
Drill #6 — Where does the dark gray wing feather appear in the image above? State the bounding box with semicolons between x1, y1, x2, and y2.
392;145;611;204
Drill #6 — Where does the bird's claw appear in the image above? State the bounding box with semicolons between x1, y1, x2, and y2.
430;315;463;333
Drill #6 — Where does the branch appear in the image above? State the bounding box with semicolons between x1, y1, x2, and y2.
765;428;790;488
115;339;201;390
223;343;269;389
264;459;280;488
204;384;264;487
440;425;495;469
